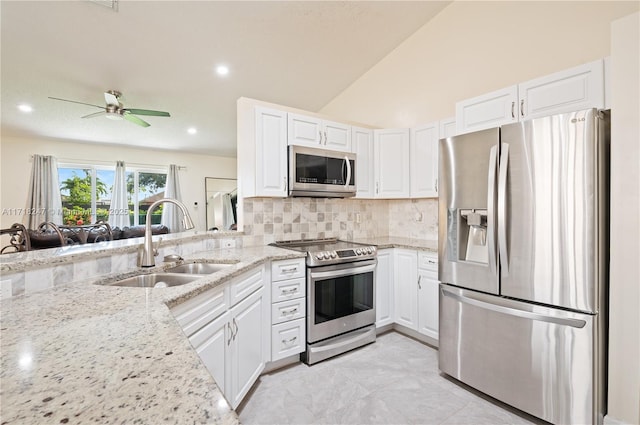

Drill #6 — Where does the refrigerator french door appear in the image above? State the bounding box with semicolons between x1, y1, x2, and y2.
438;108;609;425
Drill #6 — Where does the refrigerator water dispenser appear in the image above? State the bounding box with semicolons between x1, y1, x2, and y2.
459;209;488;264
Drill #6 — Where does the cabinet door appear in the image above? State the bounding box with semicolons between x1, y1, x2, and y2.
393;249;418;330
374;129;410;198
189;311;230;396
323;120;351;152
375;249;394;328
352;126;375;198
410;122;439;198
418;269;439;342
288;113;322;148
228;287;265;409
255;107;287;197
456;85;518;135
519;59;604;119
439;117;457;139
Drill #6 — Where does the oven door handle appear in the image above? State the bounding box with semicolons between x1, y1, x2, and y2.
309;262;377;280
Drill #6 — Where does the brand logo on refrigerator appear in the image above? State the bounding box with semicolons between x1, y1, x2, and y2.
571;118;586;123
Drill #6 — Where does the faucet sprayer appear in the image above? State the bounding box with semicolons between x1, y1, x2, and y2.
140;198;195;267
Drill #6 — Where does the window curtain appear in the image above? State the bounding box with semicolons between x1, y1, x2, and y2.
109;161;129;229
222;193;234;230
161;164;183;232
25;154;63;229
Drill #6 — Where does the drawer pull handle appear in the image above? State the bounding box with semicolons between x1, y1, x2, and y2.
428;260;436;264
282;336;297;345
281;288;298;295
281;267;298;273
282;307;298;316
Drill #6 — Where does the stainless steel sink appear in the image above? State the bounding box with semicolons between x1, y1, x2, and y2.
109;273;201;288
165;263;234;274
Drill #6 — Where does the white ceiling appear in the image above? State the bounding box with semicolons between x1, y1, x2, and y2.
1;1;449;157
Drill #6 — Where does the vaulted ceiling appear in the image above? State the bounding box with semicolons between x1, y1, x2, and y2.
1;1;450;157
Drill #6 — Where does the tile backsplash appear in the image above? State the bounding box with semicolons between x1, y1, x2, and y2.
242;197;438;245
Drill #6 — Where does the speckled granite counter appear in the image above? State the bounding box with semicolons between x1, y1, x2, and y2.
0;245;305;424
352;237;438;253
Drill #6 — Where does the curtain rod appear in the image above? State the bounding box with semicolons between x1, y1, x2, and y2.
30;155;186;170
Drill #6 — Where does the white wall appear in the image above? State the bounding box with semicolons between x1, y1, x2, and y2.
608;11;640;425
320;1;639;127
0;135;236;232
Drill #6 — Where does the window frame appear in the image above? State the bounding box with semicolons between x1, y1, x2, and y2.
58;161;167;226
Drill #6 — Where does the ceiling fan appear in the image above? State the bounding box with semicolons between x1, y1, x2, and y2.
48;90;170;127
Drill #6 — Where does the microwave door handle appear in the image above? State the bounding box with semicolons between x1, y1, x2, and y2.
344;156;351;188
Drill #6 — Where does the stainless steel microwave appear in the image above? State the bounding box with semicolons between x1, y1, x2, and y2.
288;145;356;198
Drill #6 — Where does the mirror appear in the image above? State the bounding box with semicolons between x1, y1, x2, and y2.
205;177;238;231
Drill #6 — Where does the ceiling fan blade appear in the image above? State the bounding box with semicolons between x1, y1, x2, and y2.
48;96;103;109
81;111;106;119
104;91;120;106
123;112;150;127
124;108;170;117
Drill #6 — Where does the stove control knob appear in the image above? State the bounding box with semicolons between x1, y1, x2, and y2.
366;247;372;254
356;248;362;255
330;251;337;258
316;253;324;260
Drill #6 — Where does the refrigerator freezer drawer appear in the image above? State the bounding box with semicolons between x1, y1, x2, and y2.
439;284;604;425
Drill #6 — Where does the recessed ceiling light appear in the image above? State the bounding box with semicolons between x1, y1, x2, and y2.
216;65;229;76
18;104;33;113
187;127;197;135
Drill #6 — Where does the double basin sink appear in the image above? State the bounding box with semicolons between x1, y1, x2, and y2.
109;262;235;288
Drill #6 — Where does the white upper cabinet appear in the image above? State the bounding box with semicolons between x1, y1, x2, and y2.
456;59;605;134
410;122;439;198
251;106;288;197
456;86;518;134
439;117;457;139
519;59;604;119
288;113;351;152
374;128;411;198
352;126;375;198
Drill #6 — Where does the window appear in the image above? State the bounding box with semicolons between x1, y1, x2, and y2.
58;163;166;227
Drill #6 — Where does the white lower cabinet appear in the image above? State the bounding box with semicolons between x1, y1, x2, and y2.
270;258;306;362
170;265;267;410
189;310;229;395
417;253;439;341
271;318;305;360
228;287;266;409
390;249;440;344
375;249;394;328
393;249;418;329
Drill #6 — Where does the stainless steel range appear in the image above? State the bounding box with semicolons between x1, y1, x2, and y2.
273;238;377;364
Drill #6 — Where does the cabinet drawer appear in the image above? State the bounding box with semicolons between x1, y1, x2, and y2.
271;298;306;325
418;252;438;271
271;318;305;361
171;286;227;337
228;268;263;307
271;258;305;282
271;277;305;303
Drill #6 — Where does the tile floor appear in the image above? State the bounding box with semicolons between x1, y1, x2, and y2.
238;331;544;425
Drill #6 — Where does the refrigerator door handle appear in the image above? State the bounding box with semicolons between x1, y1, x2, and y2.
440;286;587;328
487;145;499;276
498;143;510;276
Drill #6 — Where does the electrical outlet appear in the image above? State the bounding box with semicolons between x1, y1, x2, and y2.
414;212;423;222
355;213;361;223
221;239;236;248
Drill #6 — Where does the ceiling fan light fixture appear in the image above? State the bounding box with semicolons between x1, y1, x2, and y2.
106;111;124;121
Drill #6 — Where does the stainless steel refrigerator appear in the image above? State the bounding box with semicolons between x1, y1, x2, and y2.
438;108;609;425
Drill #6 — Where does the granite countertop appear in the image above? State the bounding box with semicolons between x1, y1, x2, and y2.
0;245;305;425
352;236;438;253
